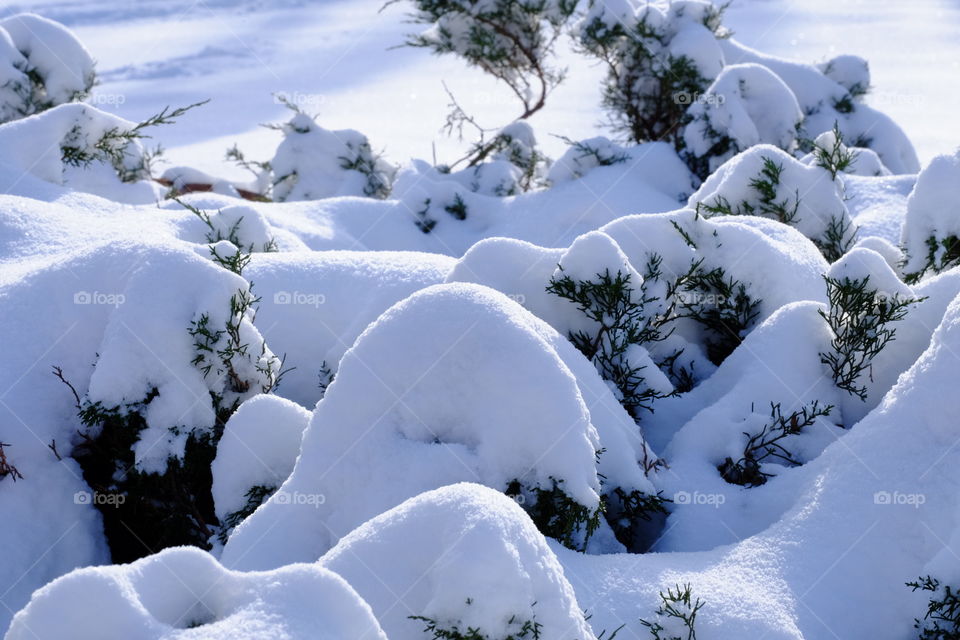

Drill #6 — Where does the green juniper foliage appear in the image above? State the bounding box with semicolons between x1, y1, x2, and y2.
577;2;728;148
546;267;671;418
809;123;860;180
908;575;960;640
639;583;704;640
410;600;542;640
218;484;276;545
70;390;222;562
173;198;278;275
554;135;629;172
818;275;919;401
505;477;603;552
398;0;574;122
61;100;208;183
444;193;469;220
604;487;670;552
672;259;762;366
697;157;800;225
719;401;833;488
905;235;960;284
414;198;438;233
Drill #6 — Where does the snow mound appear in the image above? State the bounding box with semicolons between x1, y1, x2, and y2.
901;148;960;279
7;546;387;640
244;249;455;407
720;38;919;174
321;483;596;640
689;144;854;258
271;112;395;201
211;394;310;529
222;282;656;568
0;14;94;122
683;63;803;174
0;103;162;203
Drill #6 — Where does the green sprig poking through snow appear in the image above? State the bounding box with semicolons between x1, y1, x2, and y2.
640;583;705;640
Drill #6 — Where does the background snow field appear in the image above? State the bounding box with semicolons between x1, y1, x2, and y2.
1;1;960;639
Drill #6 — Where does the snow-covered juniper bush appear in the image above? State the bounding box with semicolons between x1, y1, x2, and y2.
818;274;920;401
576;0;728;149
60;100;207;184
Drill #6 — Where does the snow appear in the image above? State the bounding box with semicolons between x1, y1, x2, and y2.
0;13;94;119
321;483;596;640
0;102;163;203
2;2;960;639
211;394;310;527
7;546;387;639
683;63;803;173
901;148;960;277
688;144;854;254
221;281;657;568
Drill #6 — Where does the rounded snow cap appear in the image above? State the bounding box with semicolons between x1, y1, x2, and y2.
321;482;597;640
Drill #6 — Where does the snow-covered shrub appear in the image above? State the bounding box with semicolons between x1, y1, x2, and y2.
577;0;727;146
817;54;870;99
818;247;920;402
6;546;387;639
902;149;960;282
270;110;395;201
68;252;282;561
800;124;889;179
320;484;596;640
0;101;207;202
690;145;856;262
399;0;575;123
681;62;803;179
720;39;919;174
176;199;278;274
547;136;630;184
438;121;550;198
0;14;94;124
222;283;663;566
211;394;309;544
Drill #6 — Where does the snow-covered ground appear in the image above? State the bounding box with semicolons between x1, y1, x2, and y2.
1;0;957;177
2;1;960;639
